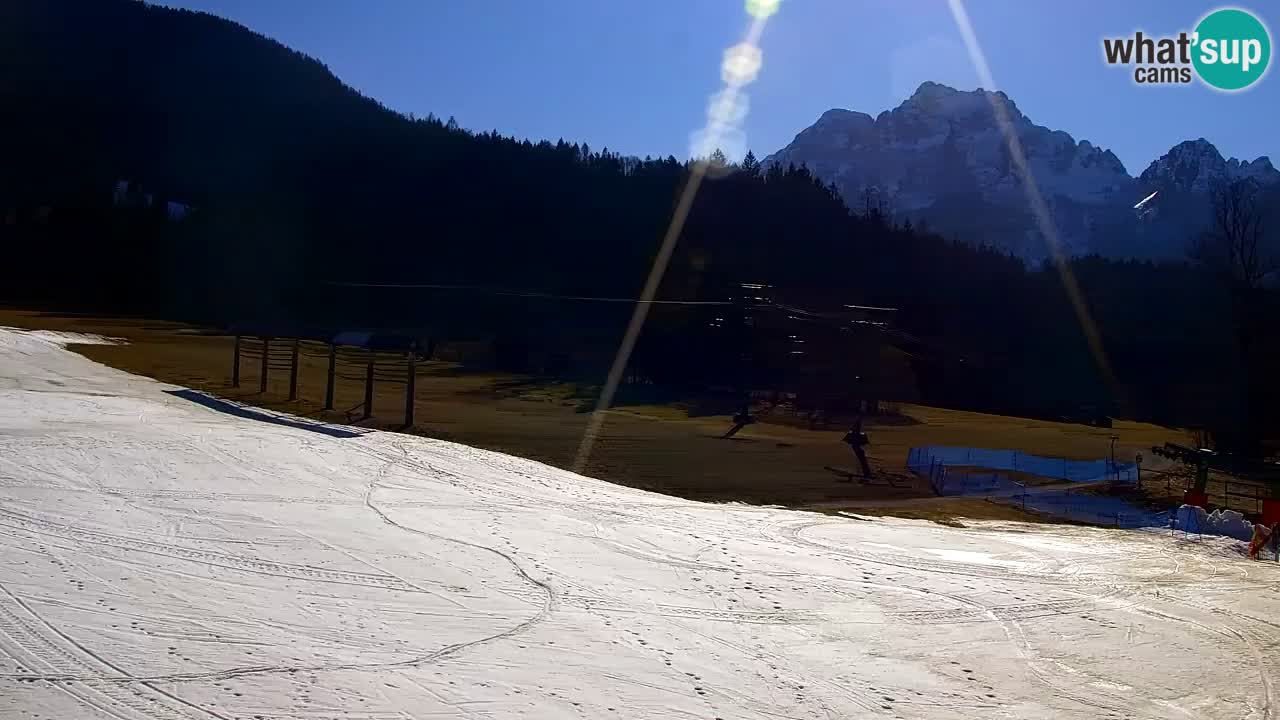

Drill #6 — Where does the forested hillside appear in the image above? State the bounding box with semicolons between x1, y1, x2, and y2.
2;0;1273;448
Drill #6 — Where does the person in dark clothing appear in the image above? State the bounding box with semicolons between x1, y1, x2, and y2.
842;418;873;478
722;406;757;439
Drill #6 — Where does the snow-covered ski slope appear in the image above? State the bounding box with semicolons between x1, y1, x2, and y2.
1;327;1277;719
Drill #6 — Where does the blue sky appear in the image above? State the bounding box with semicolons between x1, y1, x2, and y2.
158;0;1276;175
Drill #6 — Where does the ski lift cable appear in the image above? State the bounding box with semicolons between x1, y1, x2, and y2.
326;281;737;305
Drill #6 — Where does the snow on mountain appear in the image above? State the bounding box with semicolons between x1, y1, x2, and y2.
766;82;1274;260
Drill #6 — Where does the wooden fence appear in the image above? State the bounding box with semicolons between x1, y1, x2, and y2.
231;335;421;428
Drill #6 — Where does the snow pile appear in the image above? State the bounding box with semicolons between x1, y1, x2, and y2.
1173;504;1257;541
1175;503;1209;531
1207;509;1257;541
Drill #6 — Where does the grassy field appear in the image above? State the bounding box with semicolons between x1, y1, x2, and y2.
0;309;1191;522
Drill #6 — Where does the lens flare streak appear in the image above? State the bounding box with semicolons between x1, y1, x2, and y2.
947;0;1121;405
572;3;780;473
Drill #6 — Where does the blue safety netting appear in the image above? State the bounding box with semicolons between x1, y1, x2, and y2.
906;446;1163;528
907;446;1136;484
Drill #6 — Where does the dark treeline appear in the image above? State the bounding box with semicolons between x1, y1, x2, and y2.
2;0;1274;449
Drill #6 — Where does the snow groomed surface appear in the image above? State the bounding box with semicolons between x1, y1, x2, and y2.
1;327;1278;719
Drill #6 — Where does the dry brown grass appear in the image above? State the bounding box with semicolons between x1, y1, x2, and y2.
0;309;1191;523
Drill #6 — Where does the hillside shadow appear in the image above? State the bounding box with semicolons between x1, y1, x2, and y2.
166;389;371;439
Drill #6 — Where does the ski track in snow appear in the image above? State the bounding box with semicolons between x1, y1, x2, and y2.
0;327;1277;719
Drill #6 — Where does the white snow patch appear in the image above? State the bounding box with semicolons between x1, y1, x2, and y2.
0;327;120;348
1134;190;1159;209
919;548;1017;566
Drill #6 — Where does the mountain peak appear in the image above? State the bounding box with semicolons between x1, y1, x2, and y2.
816;108;875;127
1168;137;1220;156
765;83;1134;259
1140;139;1278;193
909;81;961;100
897;82;1023;126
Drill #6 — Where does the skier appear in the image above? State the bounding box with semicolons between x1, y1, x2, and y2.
841;417;873;479
722;406;757;439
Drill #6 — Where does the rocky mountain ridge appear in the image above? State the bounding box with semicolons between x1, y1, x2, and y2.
765;82;1276;260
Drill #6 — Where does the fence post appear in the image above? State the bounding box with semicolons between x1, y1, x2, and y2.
363;350;375;420
288;339;300;401
231;335;241;387
324;343;336;411
404;342;417;428
259;337;270;394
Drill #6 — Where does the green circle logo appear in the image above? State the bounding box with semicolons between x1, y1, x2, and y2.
1193;8;1271;91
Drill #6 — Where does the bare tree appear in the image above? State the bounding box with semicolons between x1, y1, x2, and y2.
1188;179;1277;452
1190;179;1277;292
860;185;892;224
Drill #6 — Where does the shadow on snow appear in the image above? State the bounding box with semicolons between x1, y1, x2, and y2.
165;389;371;439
